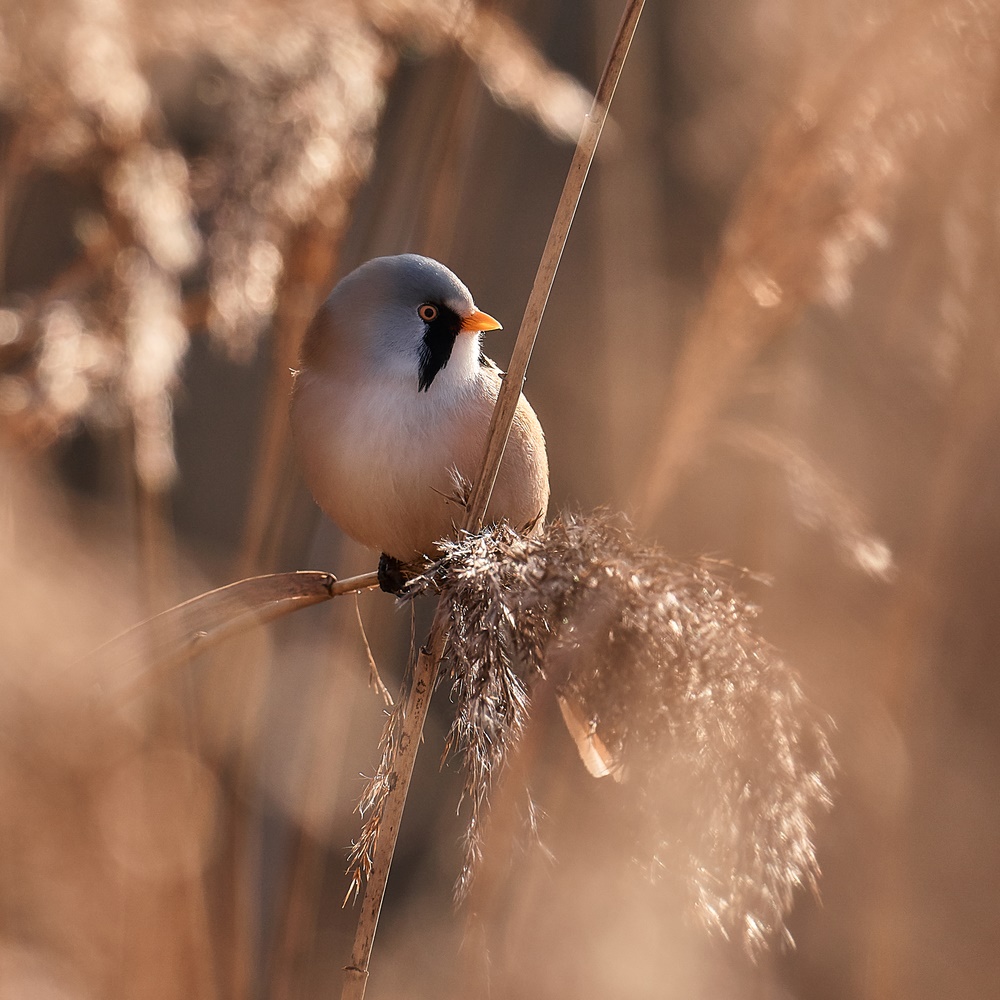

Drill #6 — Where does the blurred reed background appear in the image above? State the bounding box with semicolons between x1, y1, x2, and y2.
1;0;998;998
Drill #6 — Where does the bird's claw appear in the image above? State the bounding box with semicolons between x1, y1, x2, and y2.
377;553;409;594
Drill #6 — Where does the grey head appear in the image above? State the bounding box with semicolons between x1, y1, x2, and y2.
302;254;495;392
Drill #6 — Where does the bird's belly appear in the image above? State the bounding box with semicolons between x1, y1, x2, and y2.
291;374;475;560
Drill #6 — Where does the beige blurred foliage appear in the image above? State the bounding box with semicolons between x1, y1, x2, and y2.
0;454;213;999
0;0;588;489
2;0;1000;998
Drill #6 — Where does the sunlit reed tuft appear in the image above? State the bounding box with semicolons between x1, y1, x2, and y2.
347;513;837;952
0;0;587;487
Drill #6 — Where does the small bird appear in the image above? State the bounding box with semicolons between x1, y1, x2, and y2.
290;254;549;591
291;254;618;778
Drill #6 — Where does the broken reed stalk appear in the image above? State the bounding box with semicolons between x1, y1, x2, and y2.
340;3;646;998
96;570;380;699
229;222;344;1000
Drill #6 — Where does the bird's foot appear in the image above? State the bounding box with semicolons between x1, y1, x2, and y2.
377;553;409;594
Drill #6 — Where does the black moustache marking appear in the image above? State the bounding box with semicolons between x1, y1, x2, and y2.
418;305;465;392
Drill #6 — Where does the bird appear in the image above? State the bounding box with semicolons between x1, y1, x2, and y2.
291;254;619;780
290;253;550;593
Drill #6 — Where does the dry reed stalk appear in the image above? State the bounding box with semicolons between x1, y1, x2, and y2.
95;570;379;697
0;120;29;282
340;4;646;997
859;122;1000;1000
465;0;644;531
268;41;498;996
634;0;1000;525
226;216;344;1000
238;219;343;576
342;603;451;1000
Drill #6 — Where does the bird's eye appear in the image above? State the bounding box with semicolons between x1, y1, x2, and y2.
417;303;439;322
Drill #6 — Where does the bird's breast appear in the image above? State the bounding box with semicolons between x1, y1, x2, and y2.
291;367;548;561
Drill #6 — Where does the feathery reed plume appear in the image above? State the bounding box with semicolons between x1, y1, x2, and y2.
722;423;895;580
404;512;835;952
0;0;588;486
637;0;1000;518
345;693;408;906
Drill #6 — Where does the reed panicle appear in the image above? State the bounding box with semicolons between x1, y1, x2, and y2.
399;512;835;952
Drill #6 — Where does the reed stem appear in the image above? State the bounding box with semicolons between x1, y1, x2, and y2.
340;3;646;997
465;0;646;530
96;570;380;700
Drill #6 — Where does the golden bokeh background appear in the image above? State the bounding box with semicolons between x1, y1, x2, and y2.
1;1;998;998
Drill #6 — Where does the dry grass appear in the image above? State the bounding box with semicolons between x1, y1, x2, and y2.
404;514;833;952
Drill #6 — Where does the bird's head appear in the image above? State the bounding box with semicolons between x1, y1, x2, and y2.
302;254;502;392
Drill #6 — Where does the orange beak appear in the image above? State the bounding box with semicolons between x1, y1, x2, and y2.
460;309;503;333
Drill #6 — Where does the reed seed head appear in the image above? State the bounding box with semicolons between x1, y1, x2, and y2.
401;512;835;952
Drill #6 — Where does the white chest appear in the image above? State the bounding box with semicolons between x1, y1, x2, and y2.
291;367;488;559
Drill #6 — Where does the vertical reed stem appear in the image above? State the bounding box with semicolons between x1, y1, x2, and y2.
341;604;449;1000
340;3;646;997
465;0;646;530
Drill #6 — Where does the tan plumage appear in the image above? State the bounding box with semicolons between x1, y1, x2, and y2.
292;255;621;780
290;255;549;565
